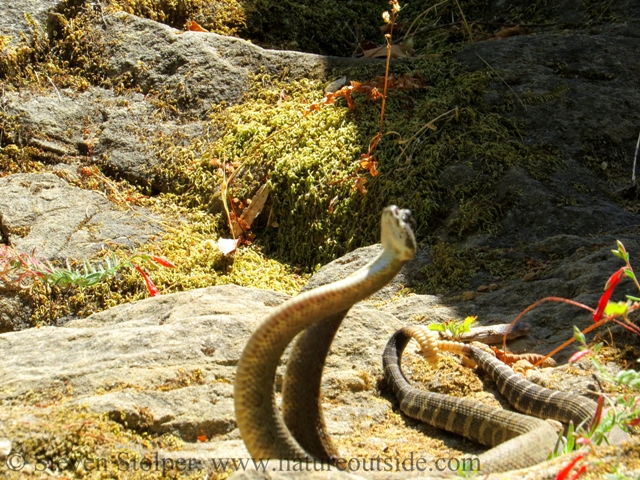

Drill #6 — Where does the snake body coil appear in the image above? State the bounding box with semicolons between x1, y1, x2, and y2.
235;206;627;471
383;329;560;472
234;206;417;459
382;326;631;472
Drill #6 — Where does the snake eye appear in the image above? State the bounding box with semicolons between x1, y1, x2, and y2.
400;209;416;231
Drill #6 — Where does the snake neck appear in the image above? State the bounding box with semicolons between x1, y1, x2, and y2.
235;248;409;460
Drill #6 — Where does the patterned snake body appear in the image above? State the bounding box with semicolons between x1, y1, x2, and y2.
235;206;627;471
382;326;631;472
234;206;417;459
383;329;561;472
470;345;598;427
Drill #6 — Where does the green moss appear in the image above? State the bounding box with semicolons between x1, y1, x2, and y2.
26;208;306;326
0;145;44;176
152;59;560;268
105;0;247;37
242;0;388;55
2;402;216;479
0;0;561;314
412;240;545;295
416;241;473;294
0;10;105;90
157;368;205;391
583;0;618;23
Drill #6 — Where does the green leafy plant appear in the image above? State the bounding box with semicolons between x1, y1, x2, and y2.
502;240;640;361
0;245;175;296
428;315;477;340
502;241;640;480
552;331;639;480
568;330;640;437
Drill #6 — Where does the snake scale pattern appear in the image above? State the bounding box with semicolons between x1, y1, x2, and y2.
384;327;592;472
234;206;628;474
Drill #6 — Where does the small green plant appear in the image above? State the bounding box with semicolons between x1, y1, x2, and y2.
0;245;175;296
504;241;640;479
428;315;477;340
503;240;640;360
552;329;639;480
567;328;640;439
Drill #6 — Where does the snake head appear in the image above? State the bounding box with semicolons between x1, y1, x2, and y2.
381;205;417;262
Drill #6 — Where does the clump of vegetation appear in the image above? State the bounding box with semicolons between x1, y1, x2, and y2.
0;245;174;292
552;329;639;480
154;59;560;269
2;403;216;480
428;315;477;340
106;0;248;37
18;212;307;325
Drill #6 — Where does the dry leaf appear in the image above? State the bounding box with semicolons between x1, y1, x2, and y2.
362;44;410;59
490;25;530;40
353;176;368;195
231;184;271;237
352;39;379;53
277;89;288;105
186;20;208;32
218;238;239;255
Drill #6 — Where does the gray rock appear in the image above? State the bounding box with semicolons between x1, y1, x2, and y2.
454;30;640;246
0;0;59;40
0;88;203;189
492;166;638;244
100;12;376;113
0;284;405;446
0;173;161;260
458;33;640;161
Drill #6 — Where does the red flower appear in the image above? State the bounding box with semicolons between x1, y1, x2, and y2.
626;416;640;427
593;267;625;322
150;255;176;268
555;454;585;480
568;465;587;480
568;349;591;364
588;396;604;432
134;265;159;297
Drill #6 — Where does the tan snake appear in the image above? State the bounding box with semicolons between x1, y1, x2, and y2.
234;205;417;459
383;325;628;472
234;205;628;470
